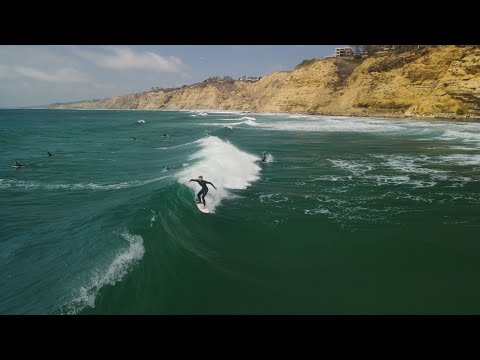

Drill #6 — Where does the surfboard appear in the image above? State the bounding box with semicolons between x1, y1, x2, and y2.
196;203;210;214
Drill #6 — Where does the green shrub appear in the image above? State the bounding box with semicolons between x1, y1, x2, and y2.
456;108;464;115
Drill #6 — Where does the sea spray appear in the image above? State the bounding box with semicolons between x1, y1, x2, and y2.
177;136;261;212
60;231;145;314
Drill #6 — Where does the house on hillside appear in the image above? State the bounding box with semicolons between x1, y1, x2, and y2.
335;47;354;58
238;76;262;82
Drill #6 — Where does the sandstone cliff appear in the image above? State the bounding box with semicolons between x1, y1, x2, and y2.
48;46;480;118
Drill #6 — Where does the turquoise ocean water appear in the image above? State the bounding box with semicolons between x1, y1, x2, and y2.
1;109;480;314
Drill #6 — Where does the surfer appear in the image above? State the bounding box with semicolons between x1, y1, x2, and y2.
162;133;167;137
13;161;33;168
132;137;137;141
163;164;182;171
48;151;53;156
261;151;267;162
189;176;217;206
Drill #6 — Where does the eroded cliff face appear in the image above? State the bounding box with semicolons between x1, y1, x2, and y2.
49;46;480;117
333;45;480;117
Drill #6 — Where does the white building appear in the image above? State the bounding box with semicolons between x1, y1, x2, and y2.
335;47;354;58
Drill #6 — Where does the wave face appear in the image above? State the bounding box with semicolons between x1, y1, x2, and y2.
2;109;480;315
60;231;145;314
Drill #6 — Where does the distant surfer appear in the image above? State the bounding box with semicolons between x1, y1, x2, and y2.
261;151;267;163
13;161;33;169
48;151;53;156
163;164;182;171
162;133;167;137
189;176;217;206
132;137;137;141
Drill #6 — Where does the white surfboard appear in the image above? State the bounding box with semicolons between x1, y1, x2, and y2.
196;203;210;214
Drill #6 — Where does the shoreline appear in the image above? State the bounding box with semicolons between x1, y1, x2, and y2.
17;107;480;124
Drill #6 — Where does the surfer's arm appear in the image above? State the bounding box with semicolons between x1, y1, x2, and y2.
207;182;216;189
189;179;199;183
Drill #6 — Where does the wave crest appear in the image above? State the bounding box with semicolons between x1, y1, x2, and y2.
60;230;145;314
177;136;261;212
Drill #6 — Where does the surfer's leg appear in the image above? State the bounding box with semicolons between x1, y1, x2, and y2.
196;190;203;203
202;189;208;206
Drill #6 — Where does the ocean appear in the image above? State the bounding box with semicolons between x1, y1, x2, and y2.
1;109;480;314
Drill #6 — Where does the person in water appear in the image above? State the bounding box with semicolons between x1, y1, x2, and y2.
163;164;183;171
132;137;137;141
48;151;53;156
189;176;217;206
14;161;33;168
261;151;267;163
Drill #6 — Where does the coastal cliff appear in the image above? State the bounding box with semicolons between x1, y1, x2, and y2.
48;46;480;118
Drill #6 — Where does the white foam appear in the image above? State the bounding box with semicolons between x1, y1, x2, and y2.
327;159;374;176
375;154;449;177
310;175;344;182
410;180;438;188
388;192;434;203
202;115;480;146
364;174;437;188
448;146;477;151
200;119;259;127
0;176;168;191
261;117;402;133
242;120;260;126
63;230;145;314
440;129;480;143
438;154;480;166
259;193;289;203
188;110;208;117
305;208;330;215
177;136;261;212
156;139;201;150
197;110;245;115
287;114;319;119
325;154;478;188
303;194;348;206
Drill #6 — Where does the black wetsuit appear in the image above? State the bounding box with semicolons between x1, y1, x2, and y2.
190;179;215;206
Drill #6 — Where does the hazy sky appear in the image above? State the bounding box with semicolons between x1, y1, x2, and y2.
0;45;341;107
